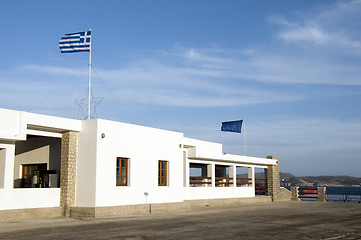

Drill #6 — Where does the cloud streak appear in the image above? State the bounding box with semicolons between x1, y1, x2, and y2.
12;49;302;108
269;0;361;50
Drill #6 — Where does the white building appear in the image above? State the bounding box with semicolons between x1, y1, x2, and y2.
0;108;282;220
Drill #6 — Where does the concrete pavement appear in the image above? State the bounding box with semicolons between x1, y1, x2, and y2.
0;201;361;239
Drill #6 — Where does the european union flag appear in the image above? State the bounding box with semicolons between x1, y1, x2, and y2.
221;120;243;133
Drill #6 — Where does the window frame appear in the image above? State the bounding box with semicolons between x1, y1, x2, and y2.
116;157;129;186
158;160;169;186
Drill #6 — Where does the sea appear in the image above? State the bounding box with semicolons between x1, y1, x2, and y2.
325;186;361;203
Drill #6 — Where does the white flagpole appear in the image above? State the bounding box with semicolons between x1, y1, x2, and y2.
87;29;92;120
243;119;246;156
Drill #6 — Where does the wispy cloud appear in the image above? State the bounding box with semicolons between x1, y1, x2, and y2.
269;0;361;50
10;48;301;108
278;26;331;44
20;65;86;76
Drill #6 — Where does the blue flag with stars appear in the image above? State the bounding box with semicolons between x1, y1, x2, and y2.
221;120;243;133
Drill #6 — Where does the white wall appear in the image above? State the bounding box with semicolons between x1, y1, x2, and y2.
186;187;255;200
0;108;81;141
183;137;223;157
0;109;26;140
76;119;98;207
92;119;185;206
0;143;15;190
0;188;60;210
23;111;81;132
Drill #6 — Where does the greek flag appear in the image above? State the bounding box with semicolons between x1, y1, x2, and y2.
221;120;243;133
59;30;91;53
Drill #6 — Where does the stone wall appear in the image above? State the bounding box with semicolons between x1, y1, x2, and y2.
0;207;61;222
60;131;78;217
279;187;292;201
291;187;327;202
266;156;291;201
70;196;273;218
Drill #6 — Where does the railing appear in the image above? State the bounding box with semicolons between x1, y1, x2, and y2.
255;178;267;195
215;177;233;187
298;187;318;199
189;176;212;187
236;177;252;187
189;177;269;194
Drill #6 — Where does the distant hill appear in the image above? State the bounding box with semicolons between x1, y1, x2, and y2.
280;173;361;187
236;172;361;187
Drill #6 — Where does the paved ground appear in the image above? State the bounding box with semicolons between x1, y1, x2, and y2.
0;201;361;239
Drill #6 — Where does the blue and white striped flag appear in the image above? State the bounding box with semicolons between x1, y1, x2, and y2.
59;30;91;53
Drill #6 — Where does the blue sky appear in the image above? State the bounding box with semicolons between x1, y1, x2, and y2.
1;0;361;177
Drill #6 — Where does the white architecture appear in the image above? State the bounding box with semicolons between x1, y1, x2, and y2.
0;108;278;219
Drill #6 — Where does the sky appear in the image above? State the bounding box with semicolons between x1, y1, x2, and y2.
1;0;361;177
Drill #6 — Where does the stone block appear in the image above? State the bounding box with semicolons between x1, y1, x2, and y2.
291;187;300;201
317;187;326;202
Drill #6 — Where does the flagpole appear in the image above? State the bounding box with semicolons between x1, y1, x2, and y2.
88;28;92;120
243;119;246;156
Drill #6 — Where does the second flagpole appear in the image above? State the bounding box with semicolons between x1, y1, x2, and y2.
243;119;246;156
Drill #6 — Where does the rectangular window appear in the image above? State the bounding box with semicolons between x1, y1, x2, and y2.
158;160;168;186
116;157;129;186
21;164;47;188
